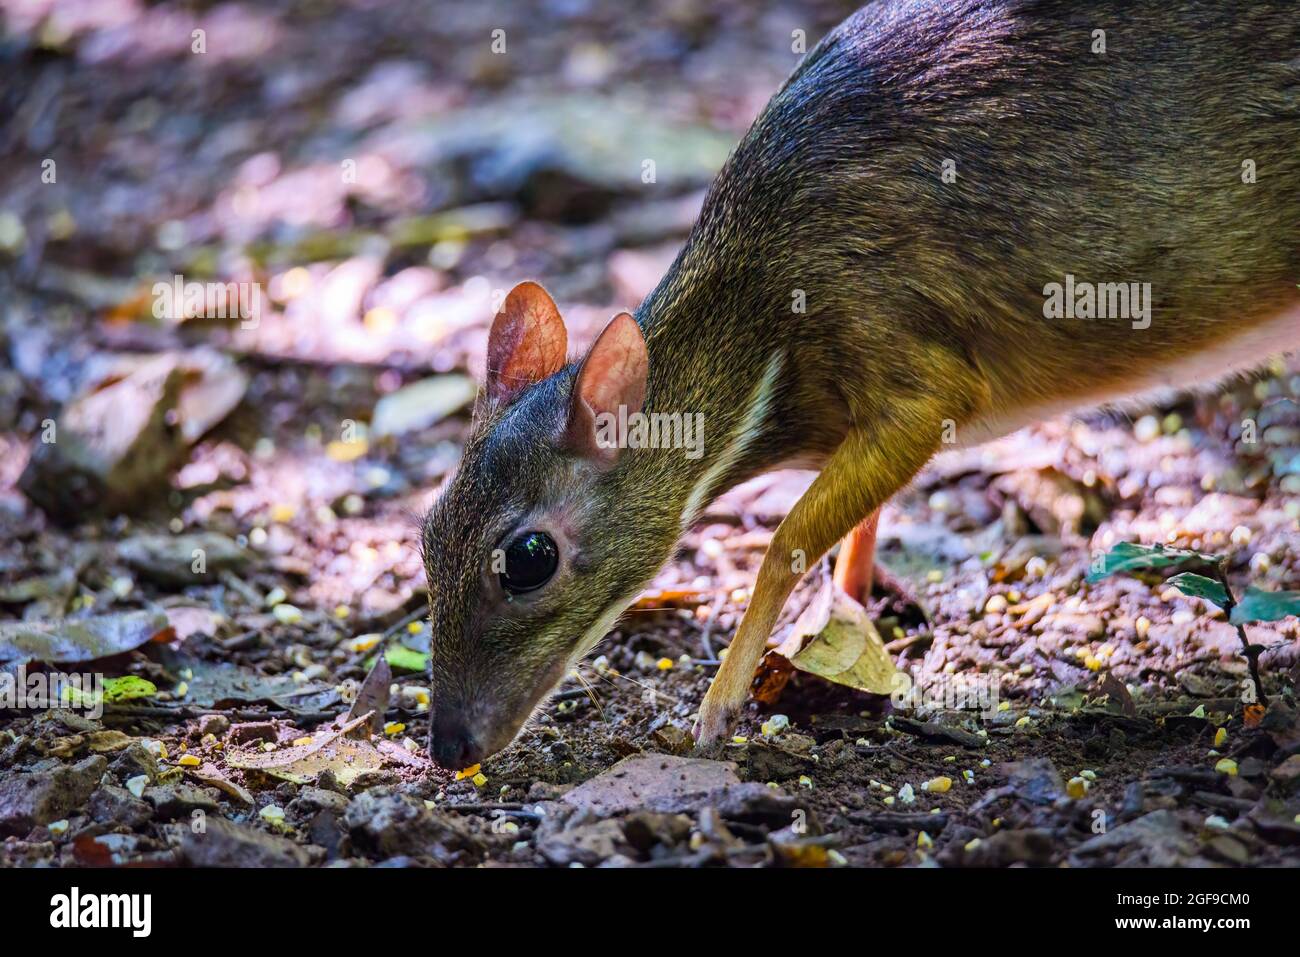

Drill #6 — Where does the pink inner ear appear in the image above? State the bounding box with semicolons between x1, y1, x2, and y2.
577;313;647;418
486;282;567;403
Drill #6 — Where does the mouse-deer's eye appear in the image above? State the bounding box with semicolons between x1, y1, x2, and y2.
499;531;559;594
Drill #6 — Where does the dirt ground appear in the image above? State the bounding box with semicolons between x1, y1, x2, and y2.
2;0;1299;869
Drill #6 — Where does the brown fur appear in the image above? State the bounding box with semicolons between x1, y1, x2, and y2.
423;0;1300;763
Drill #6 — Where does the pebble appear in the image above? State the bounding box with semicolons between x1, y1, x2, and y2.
272;604;303;625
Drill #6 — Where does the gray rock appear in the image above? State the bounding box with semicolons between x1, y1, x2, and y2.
621;811;692;853
744;740;816;781
117;532;248;585
0;755;106;835
714;783;810;829
396;95;734;219
538;818;629;867
1073;809;1198;865
143;783;220;819
962;828;1059;867
89;784;152;829
110;742;159;783
563;754;741;816
344;788;480;863
176;816;310;867
999;757;1065;805
291;786;350;815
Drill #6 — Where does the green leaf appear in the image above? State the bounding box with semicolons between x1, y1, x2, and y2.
1085;542;1221;584
103;676;158;702
1168;573;1230;609
1230;587;1300;625
60;674;158;707
381;645;429;672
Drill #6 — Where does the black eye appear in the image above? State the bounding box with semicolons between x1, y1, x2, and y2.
499;531;559;594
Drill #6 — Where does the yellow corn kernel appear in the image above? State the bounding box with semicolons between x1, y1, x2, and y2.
471;772;488;788
384;722;406;737
347;633;383;653
1066;776;1089;798
178;754;201;768
656;657;674;670
1215;758;1238;776
922;776;952;793
455;763;481;781
1214;727;1228;748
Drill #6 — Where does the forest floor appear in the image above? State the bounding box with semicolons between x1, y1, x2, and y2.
2;0;1299;868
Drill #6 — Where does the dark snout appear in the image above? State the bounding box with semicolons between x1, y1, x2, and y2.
429;711;488;770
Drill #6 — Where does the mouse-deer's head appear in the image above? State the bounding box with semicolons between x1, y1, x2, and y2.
422;281;677;768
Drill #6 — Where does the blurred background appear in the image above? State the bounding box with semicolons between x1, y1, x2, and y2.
0;0;866;612
2;0;1299;673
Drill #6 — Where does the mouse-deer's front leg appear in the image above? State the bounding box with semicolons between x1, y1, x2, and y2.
695;368;987;746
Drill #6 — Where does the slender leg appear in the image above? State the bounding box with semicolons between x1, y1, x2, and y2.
833;508;881;603
695;425;939;746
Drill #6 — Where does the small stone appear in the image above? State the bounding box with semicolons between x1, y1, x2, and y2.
0;755;106;836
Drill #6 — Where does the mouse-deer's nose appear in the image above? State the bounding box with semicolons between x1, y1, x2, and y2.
429;714;485;770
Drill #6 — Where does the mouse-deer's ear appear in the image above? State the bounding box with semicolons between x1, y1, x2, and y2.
567;312;648;465
486;281;568;404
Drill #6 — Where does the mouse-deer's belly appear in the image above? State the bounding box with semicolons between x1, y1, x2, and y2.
957;302;1300;449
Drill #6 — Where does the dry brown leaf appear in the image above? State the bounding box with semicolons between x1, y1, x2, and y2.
225;713;383;787
766;579;899;695
188;762;255;805
633;587;713;609
86;729;136;753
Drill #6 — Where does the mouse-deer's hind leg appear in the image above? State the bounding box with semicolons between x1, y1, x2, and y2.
833;508;881;603
833;508;925;610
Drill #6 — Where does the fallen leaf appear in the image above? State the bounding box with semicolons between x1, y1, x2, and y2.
102;676;157;702
766;580;898;695
0;610;170;668
188;763;255;805
1098;673;1137;717
370;374;477;437
382;645;428;672
155;651;335;713
348;654;392;734
225;714;384;788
